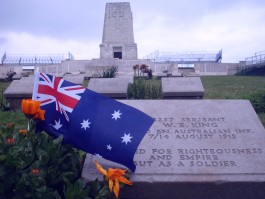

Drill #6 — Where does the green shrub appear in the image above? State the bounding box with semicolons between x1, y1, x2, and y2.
128;78;162;99
0;122;89;199
0;115;130;199
0;86;11;112
98;66;118;78
0;112;27;128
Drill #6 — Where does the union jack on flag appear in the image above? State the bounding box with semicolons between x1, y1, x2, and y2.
34;72;85;121
32;72;154;172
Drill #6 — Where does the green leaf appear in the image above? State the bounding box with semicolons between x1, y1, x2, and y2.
36;149;48;156
40;154;49;165
75;179;87;189
0;154;6;162
98;184;109;197
53;191;62;199
88;179;101;198
62;172;77;181
35;186;47;193
53;135;63;145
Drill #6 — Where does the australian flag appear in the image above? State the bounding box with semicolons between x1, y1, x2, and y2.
32;72;154;172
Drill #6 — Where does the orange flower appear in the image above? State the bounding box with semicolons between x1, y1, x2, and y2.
21;99;45;120
19;129;28;135
33;108;45;120
95;161;133;198
31;168;40;175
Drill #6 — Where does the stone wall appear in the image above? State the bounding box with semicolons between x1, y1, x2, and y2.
150;63;177;73
35;59;152;77
194;63;240;75
0;65;24;75
2;60;247;78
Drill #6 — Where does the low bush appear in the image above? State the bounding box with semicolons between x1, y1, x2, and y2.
0;111;131;199
128;78;162;99
0;123;89;199
98;66;118;78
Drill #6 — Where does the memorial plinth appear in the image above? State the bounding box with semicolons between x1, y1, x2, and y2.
82;100;265;199
162;77;204;99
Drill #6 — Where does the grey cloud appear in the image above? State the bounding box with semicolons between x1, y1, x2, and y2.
0;0;106;40
1;0;264;62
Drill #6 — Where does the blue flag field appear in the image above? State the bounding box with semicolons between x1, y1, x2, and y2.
32;72;154;172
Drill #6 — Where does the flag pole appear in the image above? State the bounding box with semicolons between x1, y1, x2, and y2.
28;68;40;130
32;68;40;100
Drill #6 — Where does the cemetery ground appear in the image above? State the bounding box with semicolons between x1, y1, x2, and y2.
1;75;265;198
0;75;265;127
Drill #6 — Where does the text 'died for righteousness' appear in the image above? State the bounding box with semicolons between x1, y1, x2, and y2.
134;116;265;174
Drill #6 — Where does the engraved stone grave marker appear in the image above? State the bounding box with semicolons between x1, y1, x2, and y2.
87;78;129;99
162;77;204;99
82;100;265;199
4;77;34;110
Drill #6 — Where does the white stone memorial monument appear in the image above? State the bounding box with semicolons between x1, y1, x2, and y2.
100;2;137;60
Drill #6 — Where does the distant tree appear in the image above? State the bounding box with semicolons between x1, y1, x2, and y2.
6;70;16;81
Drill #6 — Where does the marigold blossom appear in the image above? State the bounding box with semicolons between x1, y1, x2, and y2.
19;129;28;135
21;99;45;120
31;168;40;175
95;161;133;198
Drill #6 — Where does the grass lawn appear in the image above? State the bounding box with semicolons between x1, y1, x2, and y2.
201;76;265;99
201;76;265;127
0;81;11;97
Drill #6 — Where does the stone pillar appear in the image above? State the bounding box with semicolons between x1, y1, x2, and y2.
100;2;138;60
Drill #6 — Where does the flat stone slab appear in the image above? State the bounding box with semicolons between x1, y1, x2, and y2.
4;77;35;110
63;74;84;85
162;77;204;99
4;77;34;97
82;100;265;199
12;74;22;80
116;75;134;84
87;78;129;99
185;73;201;77
172;71;182;77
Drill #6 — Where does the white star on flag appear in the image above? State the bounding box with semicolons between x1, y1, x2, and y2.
51;119;63;130
81;119;91;130
121;133;133;145
111;110;122;120
107;144;112;150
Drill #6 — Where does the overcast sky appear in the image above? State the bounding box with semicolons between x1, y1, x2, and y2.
1;0;265;63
